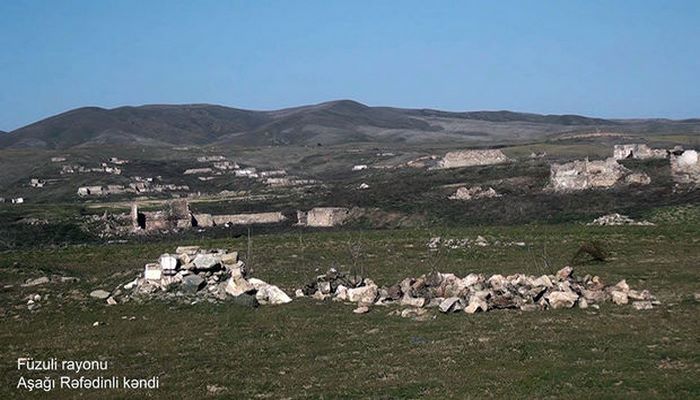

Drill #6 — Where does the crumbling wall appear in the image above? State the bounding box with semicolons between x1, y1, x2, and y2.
550;158;631;191
613;144;667;160
437;149;509;169
301;207;349;227
211;212;286;226
131;200;193;232
670;150;700;184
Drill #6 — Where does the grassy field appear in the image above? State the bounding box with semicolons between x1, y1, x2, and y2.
1;223;698;399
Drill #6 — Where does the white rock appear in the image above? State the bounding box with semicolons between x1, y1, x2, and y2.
487;274;506;290
546;291;579;309
613;280;630;293
632;301;653;310
578;297;589;309
611;291;629;305
334;285;349;301
294;289;305;298
400;296;426;308
532;275;553;288
353;306;370;314
159;254;179;273
144;263;162;281
464;297;488;314
438;297;461;313
347;284;378;304
225;276;255;297
462;273;481;287
258;284;293;305
89;289;111;300
123;279;138;290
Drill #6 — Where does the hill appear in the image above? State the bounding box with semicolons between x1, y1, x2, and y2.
2;100;699;149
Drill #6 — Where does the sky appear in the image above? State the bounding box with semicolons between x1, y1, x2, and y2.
1;0;699;131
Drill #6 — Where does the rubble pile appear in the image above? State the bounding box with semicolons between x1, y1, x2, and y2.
588;213;655;226
301;267;659;316
297;268;380;314
107;246;292;306
448;186;501;201
427;236;526;249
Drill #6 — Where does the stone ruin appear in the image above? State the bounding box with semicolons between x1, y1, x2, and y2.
437;149;509;169
300;266;659;315
549;157;650;192
613;144;668;160
588;213;654;226
448;186;501;201
670;149;700;185
297;207;349;227
103;246;291;306
192;212;287;228
131;199;193;231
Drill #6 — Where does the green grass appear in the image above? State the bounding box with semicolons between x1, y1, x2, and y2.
1;224;698;399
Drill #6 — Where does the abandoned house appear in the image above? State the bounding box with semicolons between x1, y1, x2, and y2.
297;207;350;227
549;158;641;191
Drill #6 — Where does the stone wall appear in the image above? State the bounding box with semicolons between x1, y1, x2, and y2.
210;212;286;226
437;149;509;169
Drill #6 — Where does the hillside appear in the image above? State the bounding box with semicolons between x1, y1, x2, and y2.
2;100;699;149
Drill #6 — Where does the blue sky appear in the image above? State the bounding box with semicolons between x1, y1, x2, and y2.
1;0;699;131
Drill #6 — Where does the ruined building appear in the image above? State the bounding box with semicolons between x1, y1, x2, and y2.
437;149;509;169
131;199;193;232
549;158;649;192
297;207;349;227
670;150;700;184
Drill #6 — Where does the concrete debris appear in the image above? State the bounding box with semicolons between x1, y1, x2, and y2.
112;247;291;306
588;213;654;226
448;186;501;200
437;149;509;169
303;266;658;316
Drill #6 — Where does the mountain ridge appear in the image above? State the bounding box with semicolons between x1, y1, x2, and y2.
2;100;698;149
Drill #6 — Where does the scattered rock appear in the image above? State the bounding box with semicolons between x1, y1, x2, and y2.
588;213;654;226
89;290;111;300
21;277;50;287
632;301;653;310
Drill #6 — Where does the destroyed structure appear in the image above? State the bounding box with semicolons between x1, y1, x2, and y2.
297;207;349;227
588;213;654;226
549;157;650;191
613;144;668;160
448;186;501;200
437;149;509;169
300;266;659;315
105;246;291;306
670;150;700;184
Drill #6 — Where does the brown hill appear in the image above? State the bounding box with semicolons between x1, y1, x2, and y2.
1;100;698;149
